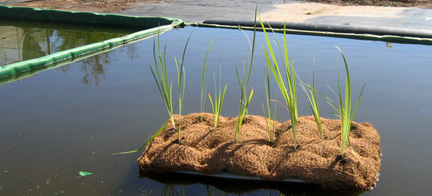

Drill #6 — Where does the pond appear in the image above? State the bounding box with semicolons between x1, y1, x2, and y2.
0;17;142;66
1;26;432;195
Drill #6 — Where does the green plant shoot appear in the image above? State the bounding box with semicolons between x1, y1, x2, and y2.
149;33;175;130
208;67;227;129
237;7;256;115
234;89;254;142
174;56;186;141
328;46;366;155
111;119;169;155
234;9;257;142
297;59;328;140
149;30;192;142
200;40;214;121
173;31;192;142
259;15;299;149
263;66;278;144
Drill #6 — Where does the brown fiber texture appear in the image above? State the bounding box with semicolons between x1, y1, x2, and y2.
138;113;381;190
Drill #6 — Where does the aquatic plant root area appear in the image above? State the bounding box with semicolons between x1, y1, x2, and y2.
138;113;381;190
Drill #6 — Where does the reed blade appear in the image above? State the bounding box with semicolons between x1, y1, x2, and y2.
112;119;169;155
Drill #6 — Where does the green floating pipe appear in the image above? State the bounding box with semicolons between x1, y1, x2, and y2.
199;20;432;45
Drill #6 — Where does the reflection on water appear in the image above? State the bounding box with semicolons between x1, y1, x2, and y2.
61;42;138;86
0;18;142;85
0;18;139;66
142;171;361;196
61;53;110;86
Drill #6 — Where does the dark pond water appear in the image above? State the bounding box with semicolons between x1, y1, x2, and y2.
1;26;432;195
0;18;142;66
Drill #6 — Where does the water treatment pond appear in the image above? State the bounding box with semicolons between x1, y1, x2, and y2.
0;17;142;66
1;26;432;195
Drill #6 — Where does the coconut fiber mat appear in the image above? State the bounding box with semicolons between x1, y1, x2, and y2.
138;113;381;190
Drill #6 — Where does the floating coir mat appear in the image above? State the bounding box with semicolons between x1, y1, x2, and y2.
138;113;381;190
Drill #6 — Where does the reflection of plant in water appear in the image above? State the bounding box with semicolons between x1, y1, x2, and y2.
3;20;129;65
54;27;130;85
54;30;126;52
60;43;139;86
160;184;288;196
60;51;111;86
22;28;49;61
161;185;185;196
80;53;110;86
268;190;286;196
126;42;139;62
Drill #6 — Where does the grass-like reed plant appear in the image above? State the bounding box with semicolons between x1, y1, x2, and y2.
200;40;214;121
174;56;186;142
208;67;228;129
149;31;192;143
114;32;192;153
173;32;192;143
298;60;327;140
149;34;175;130
259;15;299;149
112;119;169;155
328;46;366;155
263;66;277;144
233;11;257;142
236;29;255;115
234;88;254;142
